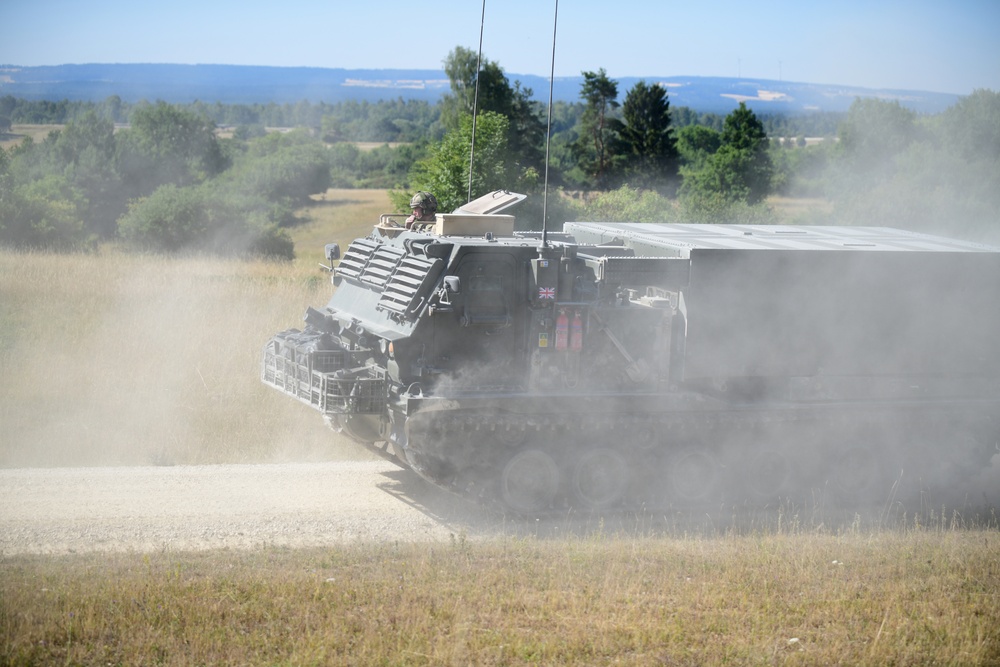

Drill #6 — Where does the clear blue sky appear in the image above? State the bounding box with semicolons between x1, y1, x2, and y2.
2;0;998;95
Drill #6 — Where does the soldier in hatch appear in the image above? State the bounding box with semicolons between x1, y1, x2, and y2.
405;191;438;229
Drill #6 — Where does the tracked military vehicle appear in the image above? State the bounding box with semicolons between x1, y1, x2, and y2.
262;191;1000;513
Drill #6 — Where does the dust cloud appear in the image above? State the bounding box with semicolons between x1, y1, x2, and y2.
686;236;999;512
0;251;370;468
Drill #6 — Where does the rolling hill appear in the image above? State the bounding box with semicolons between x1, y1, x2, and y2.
0;63;960;114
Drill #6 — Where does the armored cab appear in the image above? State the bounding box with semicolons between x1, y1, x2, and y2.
262;192;1000;513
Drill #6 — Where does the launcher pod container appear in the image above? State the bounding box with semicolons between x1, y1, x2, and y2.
262;192;1000;513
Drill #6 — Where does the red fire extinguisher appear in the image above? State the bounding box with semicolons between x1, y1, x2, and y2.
555;309;569;351
570;310;584;351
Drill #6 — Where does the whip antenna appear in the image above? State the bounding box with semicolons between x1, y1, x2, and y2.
542;0;559;247
468;0;487;203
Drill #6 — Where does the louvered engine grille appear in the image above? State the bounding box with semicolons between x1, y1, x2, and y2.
377;256;444;316
359;244;406;288
337;238;380;280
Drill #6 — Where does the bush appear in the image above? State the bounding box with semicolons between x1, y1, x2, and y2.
582;185;677;223
229;142;331;204
118;184;208;251
677;191;777;224
118;184;294;259
0;175;87;248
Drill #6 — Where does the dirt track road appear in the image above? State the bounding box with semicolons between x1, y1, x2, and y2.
0;461;484;555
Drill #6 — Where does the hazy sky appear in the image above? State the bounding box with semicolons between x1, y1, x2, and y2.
2;0;998;95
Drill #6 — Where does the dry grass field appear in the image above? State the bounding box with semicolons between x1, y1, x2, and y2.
0;124;65;150
0;248;337;466
0;188;390;467
3;530;998;665
2;189;998;665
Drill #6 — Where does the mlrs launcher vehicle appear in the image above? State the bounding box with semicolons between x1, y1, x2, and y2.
262;191;1000;513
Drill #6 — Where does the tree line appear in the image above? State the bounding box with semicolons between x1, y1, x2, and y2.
0;94;836;146
1;47;998;257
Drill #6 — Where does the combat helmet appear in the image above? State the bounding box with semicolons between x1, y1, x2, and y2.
409;191;438;215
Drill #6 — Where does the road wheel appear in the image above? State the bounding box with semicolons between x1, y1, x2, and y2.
571;448;630;510
666;448;720;505
499;449;560;514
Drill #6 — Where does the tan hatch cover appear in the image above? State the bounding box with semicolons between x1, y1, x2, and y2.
451;190;527;215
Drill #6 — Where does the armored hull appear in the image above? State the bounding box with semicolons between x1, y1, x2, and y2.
262;194;1000;513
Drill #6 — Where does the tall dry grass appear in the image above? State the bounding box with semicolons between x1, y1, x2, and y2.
0;189;393;467
2;529;998;665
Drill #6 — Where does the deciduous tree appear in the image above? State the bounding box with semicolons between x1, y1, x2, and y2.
400;111;538;215
837;98;917;169
676;125;722;169
115;102;226;198
680;102;773;206
440;47;546;181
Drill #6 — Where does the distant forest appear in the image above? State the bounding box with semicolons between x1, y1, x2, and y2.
0;94;844;142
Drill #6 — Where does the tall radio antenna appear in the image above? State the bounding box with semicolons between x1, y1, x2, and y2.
467;0;487;203
541;0;559;248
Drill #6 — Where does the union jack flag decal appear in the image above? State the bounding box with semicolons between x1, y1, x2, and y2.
538;287;556;299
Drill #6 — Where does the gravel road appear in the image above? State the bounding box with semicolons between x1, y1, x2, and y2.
0;461;488;555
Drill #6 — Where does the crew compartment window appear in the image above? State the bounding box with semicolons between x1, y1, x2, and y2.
464;268;509;325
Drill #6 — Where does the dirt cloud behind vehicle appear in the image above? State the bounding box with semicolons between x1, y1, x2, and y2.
0;249;369;468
